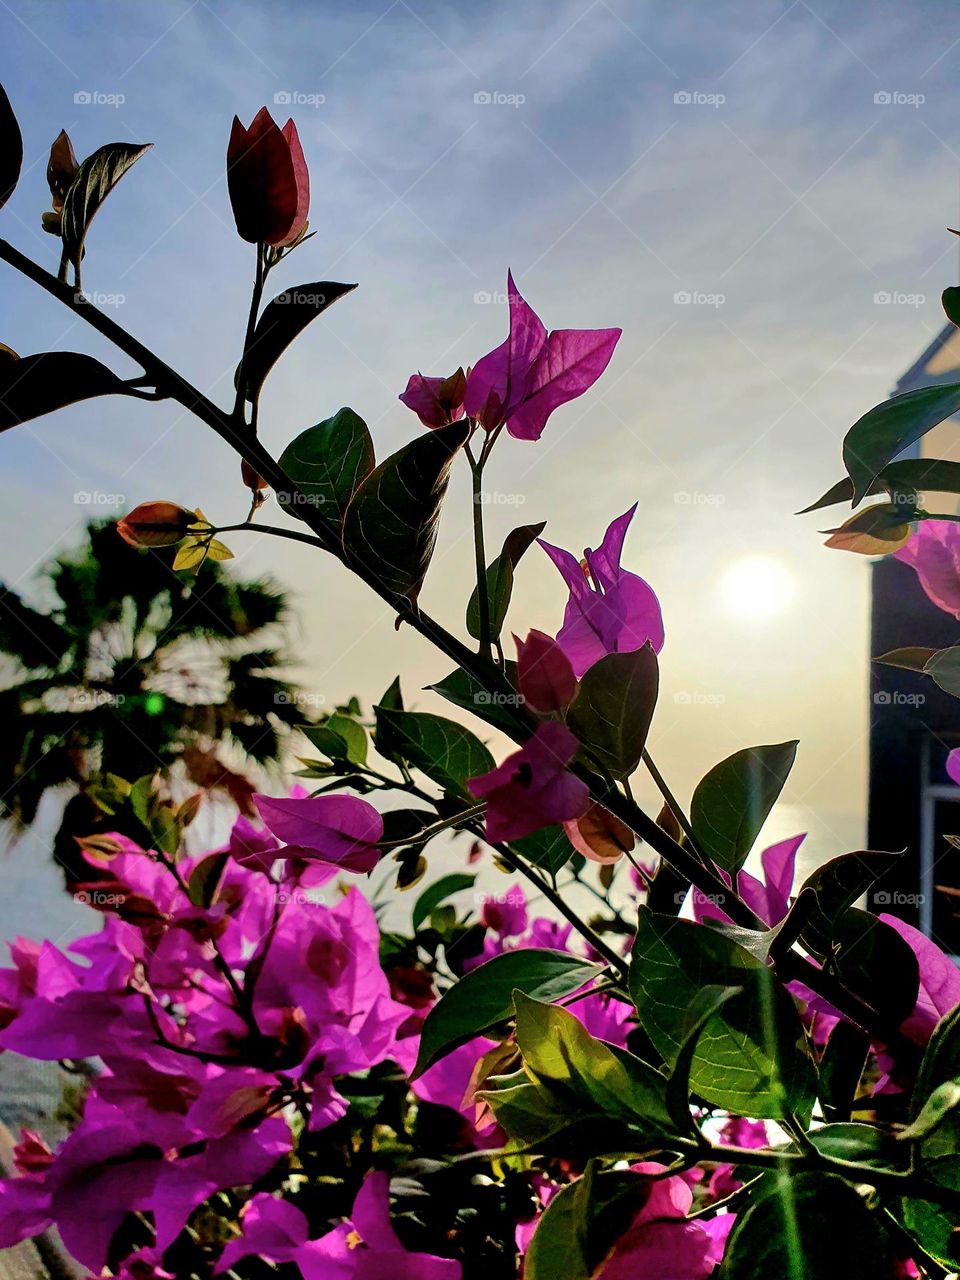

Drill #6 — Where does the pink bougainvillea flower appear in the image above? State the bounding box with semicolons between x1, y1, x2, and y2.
468;721;589;843
539;504;664;677
515;628;577;713
947;748;960;786
584;1163;733;1279
692;834;805;928
221;1174;462;1278
463;271;620;440
399;369;467;429
879;913;960;1044
227;107;309;246
254;792;384;872
895;519;960;619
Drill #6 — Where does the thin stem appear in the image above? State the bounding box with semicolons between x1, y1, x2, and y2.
466;438;493;658
0;236;909;1051
641;747;706;863
233;241;266;426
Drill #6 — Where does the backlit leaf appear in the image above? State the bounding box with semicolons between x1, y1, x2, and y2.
466;521;546;641
243;282;357;403
843;382;960;504
567;645;658;779
0;352;132;432
61;141;152;276
278;407;374;527
690;740;798;876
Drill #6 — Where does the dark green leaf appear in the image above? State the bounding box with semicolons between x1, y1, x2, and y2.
186;851;229;908
343;420;470;603
567;646;659;779
795;849;902;962
925;646;960;699
0;352;133;432
523;1164;653;1280
690;741;798;875
910;1005;960;1162
630;909;816;1121
243;283;357;403
411;872;476;931
721;1172;897;1279
883;457;960;498
0;83;22;210
809;1122;905;1171
61;142;151;274
819;1020;870;1122
665;984;742;1132
797;476;858;514
378;676;404;712
875;646;936;673
374;706;493;797
278;407;374;527
832;908;919;1026
902;1156;960;1268
427;664;524;735
944;286;960;328
466;521;545;641
843;382;960;504
511;824;577;878
411;949;601;1078
514;991;674;1132
899;1079;960;1143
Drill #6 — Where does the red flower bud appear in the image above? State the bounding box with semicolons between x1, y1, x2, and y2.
117;501;193;548
226;108;310;247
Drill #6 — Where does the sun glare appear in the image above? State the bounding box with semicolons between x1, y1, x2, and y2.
719;554;797;622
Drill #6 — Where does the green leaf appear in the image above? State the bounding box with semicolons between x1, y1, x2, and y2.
466;521;545;641
721;1171;897;1279
630;909;816;1121
411;949;601;1078
567;646;658;779
818;1020;870;1122
832;908;919;1026
910;1005;960;1161
374;706;493;797
0;83;22;211
875;646;936;673
186;852;230;909
797;476;858;514
883;457;960;498
61;141;152;275
511;824;577;878
343;420;470;603
523;1164;653;1280
690;740;798;876
411;872;476;931
301;712;368;765
514;991;674;1133
843;382;960;504
427;664;524;735
0;352;133;432
243;284;357;404
278;407;374;527
902;1155;960;1267
809;1122;905;1171
665;984;742;1133
794;849;902;962
943;286;960;328
899;1079;960;1143
925;646;960;699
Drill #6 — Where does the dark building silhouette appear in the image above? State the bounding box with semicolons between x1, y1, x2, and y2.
868;324;960;948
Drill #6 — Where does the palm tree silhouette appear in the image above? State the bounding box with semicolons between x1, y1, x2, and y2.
0;520;311;881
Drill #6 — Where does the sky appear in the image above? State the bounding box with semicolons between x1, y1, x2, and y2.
3;0;960;907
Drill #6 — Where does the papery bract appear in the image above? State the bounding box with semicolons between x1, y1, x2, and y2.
254;792;384;872
515;627;577;712
692;834;804;928
468;721;589;843
117;501;193;548
540;504;664;677
399;369;467;429
464;271;620;440
227;107;309;246
895;519;960;619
